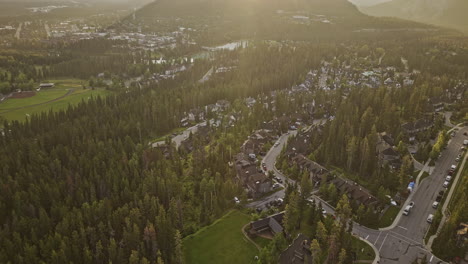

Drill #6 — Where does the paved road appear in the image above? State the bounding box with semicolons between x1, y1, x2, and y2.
358;126;467;263
246;130;297;209
246;121;467;263
428;143;468;247
246;119;324;209
151;119;218;149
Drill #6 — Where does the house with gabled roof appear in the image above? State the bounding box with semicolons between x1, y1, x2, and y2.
376;132;401;169
279;233;313;264
291;154;329;185
250;212;285;237
330;176;378;207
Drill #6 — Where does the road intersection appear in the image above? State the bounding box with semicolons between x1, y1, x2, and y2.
248;123;467;264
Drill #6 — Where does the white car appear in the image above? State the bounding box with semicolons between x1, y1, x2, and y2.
451;165;457;170
274;142;280;147
321;209;327;215
432;201;439;209
443;181;450;188
234;197;240;204
427;214;434;223
445;176;452;182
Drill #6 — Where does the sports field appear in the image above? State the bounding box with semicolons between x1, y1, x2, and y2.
0;79;111;122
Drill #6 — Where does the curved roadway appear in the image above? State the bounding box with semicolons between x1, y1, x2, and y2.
247;123;467;264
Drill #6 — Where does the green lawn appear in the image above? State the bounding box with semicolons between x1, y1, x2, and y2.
0;89;68;111
379;206;401;228
1;89;110;122
351;236;376;261
252;235;271;249
183;210;258;264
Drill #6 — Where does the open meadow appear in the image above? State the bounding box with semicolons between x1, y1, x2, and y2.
0;79;111;122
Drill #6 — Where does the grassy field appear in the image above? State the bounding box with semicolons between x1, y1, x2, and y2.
0;79;111;122
351;236;376;261
252;235;271;249
0;90;68;110
183;210;258;264
379;206;401;228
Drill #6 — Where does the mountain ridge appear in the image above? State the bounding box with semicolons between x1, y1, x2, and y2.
361;0;468;33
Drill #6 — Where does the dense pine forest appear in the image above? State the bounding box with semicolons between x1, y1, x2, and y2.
0;0;467;263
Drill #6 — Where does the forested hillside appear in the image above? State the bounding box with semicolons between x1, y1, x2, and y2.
361;0;468;33
114;0;435;45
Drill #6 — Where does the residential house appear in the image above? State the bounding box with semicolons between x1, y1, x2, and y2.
428;97;446;112
234;152;272;198
401;118;434;142
245;97;257;107
291;154;329;186
376;132;401;169
284;133;311;158
330;176;378;207
279;233;313;264
249;212;284;236
216;100;231;111
246;173;272;198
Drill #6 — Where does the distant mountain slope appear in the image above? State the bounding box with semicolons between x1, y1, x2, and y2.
361;0;468;33
116;0;437;45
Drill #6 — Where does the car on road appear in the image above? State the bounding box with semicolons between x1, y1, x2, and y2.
443;181;450;188
275;177;283;183
321;209;327;215
446;175;452;182
427;214;434;223
276;198;284;205
272;183;280;189
274;142;280;147
432;201;439;209
403;202;415;216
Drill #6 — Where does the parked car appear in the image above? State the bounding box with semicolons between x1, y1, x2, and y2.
427;214;434;223
446;175;452;182
432;201;439;209
276;198;284;205
234;197;240;204
451;164;457;170
443;181;450;188
321;209;327;215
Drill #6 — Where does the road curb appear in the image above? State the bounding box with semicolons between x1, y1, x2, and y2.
356;236;381;264
426;148;467;249
378;159;431;231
